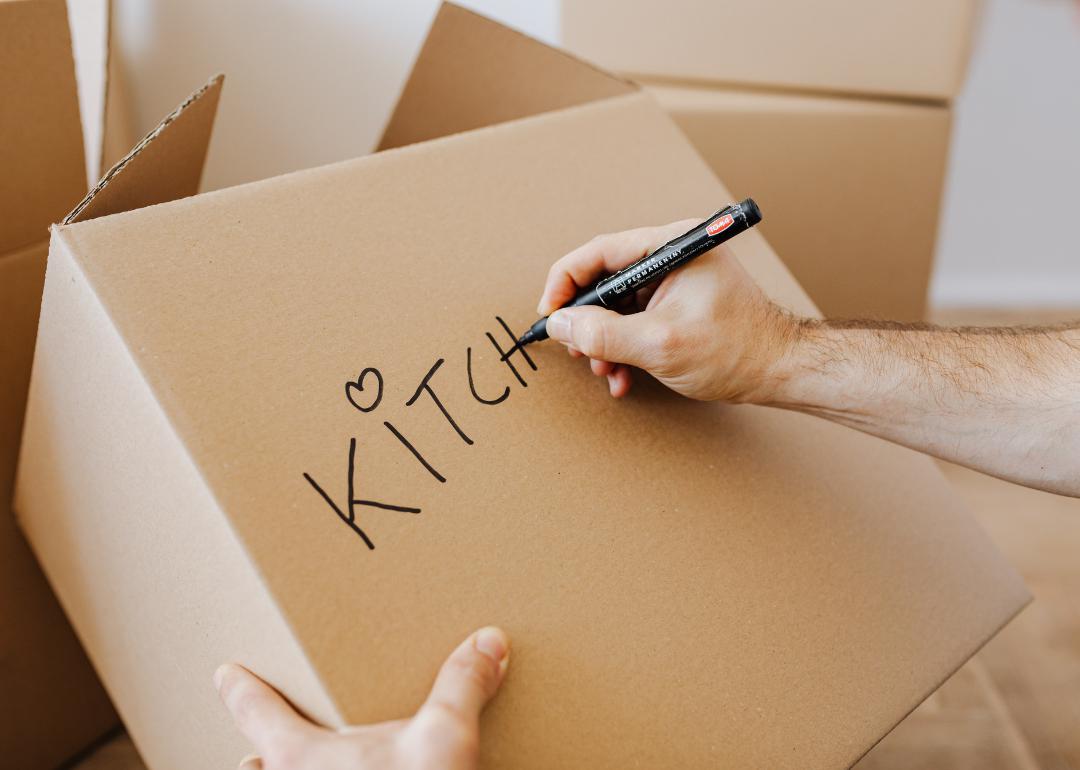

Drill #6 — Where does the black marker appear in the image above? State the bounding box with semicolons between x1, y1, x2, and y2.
516;198;762;348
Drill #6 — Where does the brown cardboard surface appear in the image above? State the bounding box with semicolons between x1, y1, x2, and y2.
0;0;86;254
1;8;221;766
562;0;982;102
15;5;1028;769
0;2;120;765
647;82;952;321
100;0;136;174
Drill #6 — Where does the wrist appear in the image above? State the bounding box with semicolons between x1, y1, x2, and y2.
751;313;816;408
735;309;814;406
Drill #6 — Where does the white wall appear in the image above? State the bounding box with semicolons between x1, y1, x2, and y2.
931;0;1080;308
67;0;110;185
106;0;1078;309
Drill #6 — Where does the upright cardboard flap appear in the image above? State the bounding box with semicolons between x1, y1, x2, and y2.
0;0;86;254
378;2;634;150
66;74;223;224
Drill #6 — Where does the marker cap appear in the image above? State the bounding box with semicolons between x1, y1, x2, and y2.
740;198;763;228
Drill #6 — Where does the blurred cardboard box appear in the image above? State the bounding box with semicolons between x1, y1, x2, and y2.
646;83;952;320
0;1;119;765
562;0;982;102
563;1;982;321
15;5;1027;769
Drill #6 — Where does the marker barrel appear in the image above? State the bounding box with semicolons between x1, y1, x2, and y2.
594;199;761;306
519;198;761;346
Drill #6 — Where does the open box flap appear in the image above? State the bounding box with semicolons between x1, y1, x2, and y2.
0;0;86;255
66;74;223;225
378;2;635;151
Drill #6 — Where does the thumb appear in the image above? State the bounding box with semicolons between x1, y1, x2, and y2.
546;306;657;368
420;627;510;724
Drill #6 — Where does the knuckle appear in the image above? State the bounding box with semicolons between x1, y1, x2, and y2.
229;687;261;725
576;317;609;359
650;324;682;369
420;701;468;736
264;737;304;769
453;652;498;695
417;704;477;758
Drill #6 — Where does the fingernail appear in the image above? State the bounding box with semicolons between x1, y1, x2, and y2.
213;664;231;692
474;626;510;674
546;310;571;342
536;299;547;315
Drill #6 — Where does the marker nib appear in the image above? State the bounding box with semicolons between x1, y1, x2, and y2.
516;328;541;349
516;318;549;349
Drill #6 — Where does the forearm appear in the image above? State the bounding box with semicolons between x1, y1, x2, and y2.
763;320;1080;497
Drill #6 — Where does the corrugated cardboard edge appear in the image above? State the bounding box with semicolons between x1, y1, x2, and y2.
66;73;223;224
378;1;636;150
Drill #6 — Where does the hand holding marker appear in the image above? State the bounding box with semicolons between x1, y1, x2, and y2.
516;199;762;348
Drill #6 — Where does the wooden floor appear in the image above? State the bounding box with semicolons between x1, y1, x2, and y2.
74;309;1080;770
855;462;1080;770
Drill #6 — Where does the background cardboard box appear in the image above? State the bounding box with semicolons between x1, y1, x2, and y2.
15;6;1027;769
647;82;952;321
0;1;119;765
561;0;982;101
562;1;981;321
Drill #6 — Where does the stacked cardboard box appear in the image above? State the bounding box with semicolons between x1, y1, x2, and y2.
0;2;118;765
14;6;1027;770
563;1;983;321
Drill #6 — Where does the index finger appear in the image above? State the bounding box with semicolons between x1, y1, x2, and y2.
215;663;319;754
537;219;699;316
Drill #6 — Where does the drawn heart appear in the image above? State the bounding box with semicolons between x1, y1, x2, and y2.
345;367;384;413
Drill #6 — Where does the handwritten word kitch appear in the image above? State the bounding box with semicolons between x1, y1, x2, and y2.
302;316;537;550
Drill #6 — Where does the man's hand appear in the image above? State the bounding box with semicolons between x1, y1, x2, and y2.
538;220;799;401
215;626;509;770
541;220;1080;497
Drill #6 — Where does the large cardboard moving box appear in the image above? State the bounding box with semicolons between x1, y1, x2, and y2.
562;0;982;101
15;6;1027;769
1;2;117;765
647;83;952;321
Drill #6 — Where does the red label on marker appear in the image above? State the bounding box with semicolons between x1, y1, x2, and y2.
706;214;735;237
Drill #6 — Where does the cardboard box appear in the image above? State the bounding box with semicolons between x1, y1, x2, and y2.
562;0;982;102
647;82;952;321
0;1;118;765
15;5;1028;769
